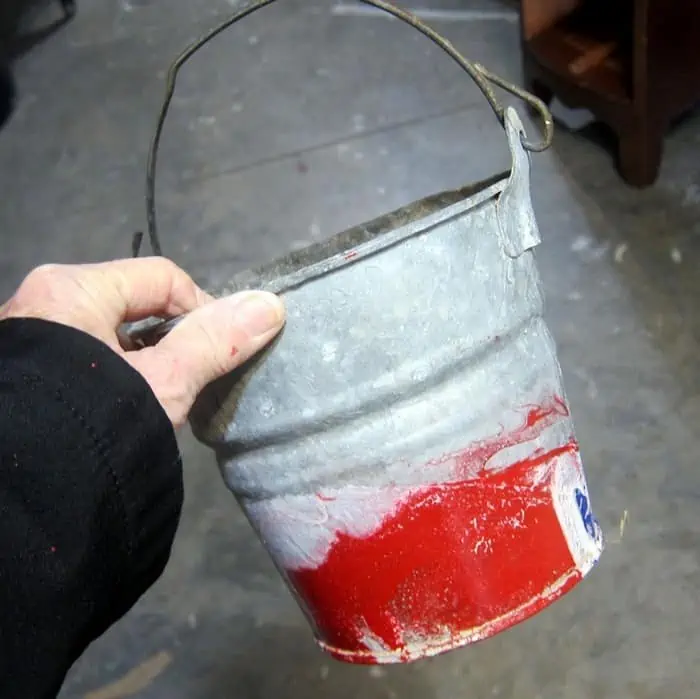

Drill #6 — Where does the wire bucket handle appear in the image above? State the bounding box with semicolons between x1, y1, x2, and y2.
134;0;553;259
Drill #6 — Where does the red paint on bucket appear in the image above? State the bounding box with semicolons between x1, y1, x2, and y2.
288;397;593;663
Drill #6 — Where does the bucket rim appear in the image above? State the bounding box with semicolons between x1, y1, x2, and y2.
223;169;509;296
125;169;510;346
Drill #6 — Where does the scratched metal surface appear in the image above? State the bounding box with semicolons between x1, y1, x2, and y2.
1;0;699;697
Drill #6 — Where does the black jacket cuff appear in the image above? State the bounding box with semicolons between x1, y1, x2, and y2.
0;317;183;696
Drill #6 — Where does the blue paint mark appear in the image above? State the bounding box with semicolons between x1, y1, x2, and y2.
575;487;599;539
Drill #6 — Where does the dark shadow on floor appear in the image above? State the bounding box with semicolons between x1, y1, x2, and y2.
560;107;700;183
0;0;75;129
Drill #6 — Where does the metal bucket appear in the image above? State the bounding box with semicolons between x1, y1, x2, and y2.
133;0;604;666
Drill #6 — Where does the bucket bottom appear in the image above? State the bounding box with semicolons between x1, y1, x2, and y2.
318;566;582;665
287;439;603;664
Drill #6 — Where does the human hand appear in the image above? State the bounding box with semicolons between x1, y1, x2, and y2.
0;258;285;426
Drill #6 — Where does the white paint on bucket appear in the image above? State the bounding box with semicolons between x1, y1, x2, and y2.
248;484;412;570
246;413;598;574
552;451;604;574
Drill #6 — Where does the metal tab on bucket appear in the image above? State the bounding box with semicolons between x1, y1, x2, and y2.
497;107;541;258
133;0;603;667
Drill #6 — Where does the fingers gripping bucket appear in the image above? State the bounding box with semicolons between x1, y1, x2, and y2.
138;0;604;665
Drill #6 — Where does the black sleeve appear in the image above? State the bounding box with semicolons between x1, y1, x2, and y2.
0;318;183;699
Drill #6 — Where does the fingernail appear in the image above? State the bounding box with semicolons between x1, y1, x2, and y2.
227;291;285;337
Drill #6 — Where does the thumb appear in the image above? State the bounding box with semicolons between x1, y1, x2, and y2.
128;290;285;426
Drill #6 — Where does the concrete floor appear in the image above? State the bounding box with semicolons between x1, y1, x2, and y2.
2;1;700;697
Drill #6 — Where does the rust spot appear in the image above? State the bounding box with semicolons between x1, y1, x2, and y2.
296;160;309;174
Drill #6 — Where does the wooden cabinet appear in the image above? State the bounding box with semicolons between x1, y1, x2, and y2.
520;0;700;187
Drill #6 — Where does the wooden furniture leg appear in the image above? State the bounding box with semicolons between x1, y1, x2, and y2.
520;0;700;188
617;119;664;188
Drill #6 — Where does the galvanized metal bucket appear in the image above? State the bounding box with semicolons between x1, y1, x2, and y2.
134;0;604;666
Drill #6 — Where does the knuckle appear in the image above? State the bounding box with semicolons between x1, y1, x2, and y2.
161;257;181;273
155;256;185;281
155;352;191;395
196;319;230;376
22;264;68;294
163;258;197;287
11;264;69;313
25;264;54;284
127;352;192;427
28;263;64;281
